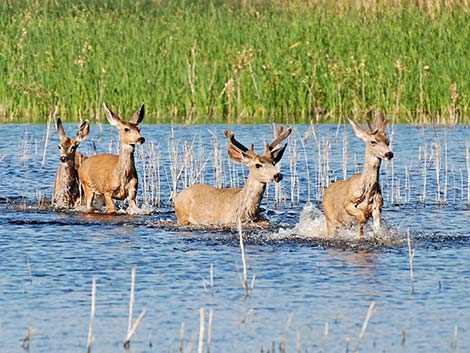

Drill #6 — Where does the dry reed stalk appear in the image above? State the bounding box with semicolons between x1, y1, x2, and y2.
210;264;214;289
207;308;214;353
26;259;32;285
128;267;136;334
323;321;329;353
433;139;443;204
296;329;301;353
124;266;147;348
299;128;312;203
241;308;254;324
451;325;459;351
466;141;470;206
238;219;249;297
40;115;52;169
21;327;36;350
288;131;299;207
209;130;224;189
86;277;96;353
353;301;375;353
198;307;205;353
407;230;415;294
202;264;214;294
444;131;449;204
179;321;185;353
342;128;348;181
168;126;186;202
420;144;428;204
124;309;147;348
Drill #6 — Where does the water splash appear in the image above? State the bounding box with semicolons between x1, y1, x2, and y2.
272;202;404;249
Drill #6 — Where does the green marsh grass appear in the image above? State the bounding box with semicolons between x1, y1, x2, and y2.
2;0;470;123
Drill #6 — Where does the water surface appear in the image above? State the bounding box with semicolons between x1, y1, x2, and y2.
0;123;469;352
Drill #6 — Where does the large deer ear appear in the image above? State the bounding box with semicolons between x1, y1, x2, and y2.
348;118;369;141
227;144;251;164
272;144;287;164
373;111;389;132
56;118;67;141
103;103;122;127
76;120;90;143
129;103;145;125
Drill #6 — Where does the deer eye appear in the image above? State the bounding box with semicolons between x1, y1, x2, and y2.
255;163;263;169
124;127;130;132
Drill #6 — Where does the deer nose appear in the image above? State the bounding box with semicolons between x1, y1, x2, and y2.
137;137;145;144
273;172;283;182
60;156;67;162
385;151;394;160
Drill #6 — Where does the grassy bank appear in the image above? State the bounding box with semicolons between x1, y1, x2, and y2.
1;0;470;124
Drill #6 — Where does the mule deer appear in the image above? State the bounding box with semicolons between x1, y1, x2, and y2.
78;103;145;213
52;118;89;208
174;126;292;225
322;112;393;238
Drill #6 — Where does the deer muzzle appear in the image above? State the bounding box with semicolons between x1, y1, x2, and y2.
385;151;394;160
137;137;145;144
273;172;283;182
60;155;67;163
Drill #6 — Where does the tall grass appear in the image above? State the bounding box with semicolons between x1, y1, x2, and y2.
1;0;470;123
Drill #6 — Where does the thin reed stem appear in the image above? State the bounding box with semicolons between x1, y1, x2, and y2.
353;301;376;353
198;307;205;353
407;230;415;294
86;277;96;353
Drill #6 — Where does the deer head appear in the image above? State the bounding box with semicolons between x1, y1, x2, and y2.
348;112;393;160
224;126;292;183
103;103;145;147
56;118;89;165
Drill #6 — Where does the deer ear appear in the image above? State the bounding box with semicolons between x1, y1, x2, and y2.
56;118;67;141
103;103;121;127
348;119;369;141
76;120;90;142
227;144;249;164
272;143;287;164
130;103;145;125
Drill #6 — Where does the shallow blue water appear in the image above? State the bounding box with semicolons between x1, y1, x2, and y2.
0;123;469;353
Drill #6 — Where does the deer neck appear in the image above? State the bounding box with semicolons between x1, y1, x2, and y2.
116;143;135;178
236;173;266;221
359;148;382;191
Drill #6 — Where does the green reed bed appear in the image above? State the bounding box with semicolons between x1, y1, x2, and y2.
1;0;470;123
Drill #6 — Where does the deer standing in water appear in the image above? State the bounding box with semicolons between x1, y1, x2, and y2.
174;126;292;225
52;118;90;208
322;112;393;238
78;103;145;213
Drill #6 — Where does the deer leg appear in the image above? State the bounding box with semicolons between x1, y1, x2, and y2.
372;194;383;233
345;203;366;223
358;222;365;239
372;208;381;233
127;179;138;212
104;194;115;214
82;183;94;213
325;218;333;236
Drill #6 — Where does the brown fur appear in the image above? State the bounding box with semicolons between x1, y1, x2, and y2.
52;119;89;208
323;112;393;238
78;103;145;213
174;127;291;225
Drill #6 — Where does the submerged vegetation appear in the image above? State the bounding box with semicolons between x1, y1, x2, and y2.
1;0;470;123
